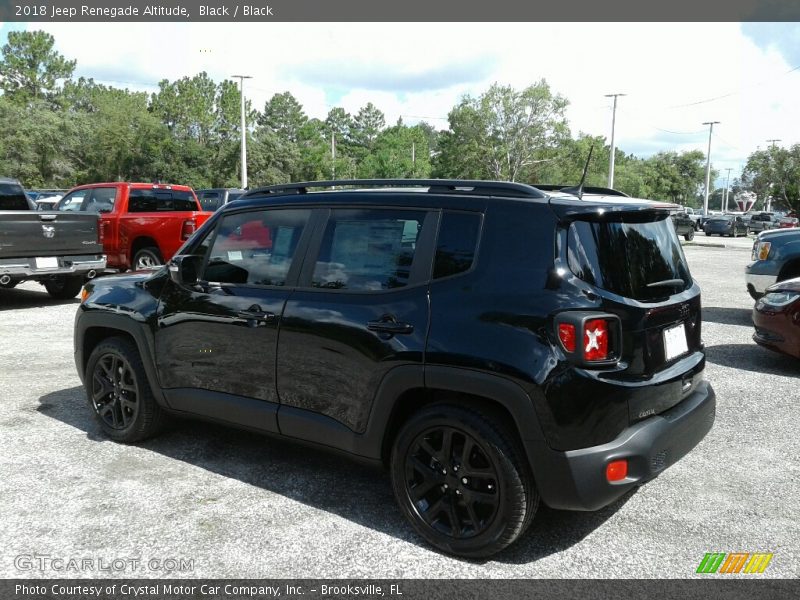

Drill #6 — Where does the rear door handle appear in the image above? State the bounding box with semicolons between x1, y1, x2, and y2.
237;308;276;325
367;317;414;335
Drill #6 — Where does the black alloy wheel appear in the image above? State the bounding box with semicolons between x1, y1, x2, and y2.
391;404;537;558
405;426;500;539
91;351;139;430
85;337;167;442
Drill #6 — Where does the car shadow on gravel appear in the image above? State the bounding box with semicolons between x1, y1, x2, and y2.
705;343;800;376
37;386;627;563
0;287;80;311
702;306;753;327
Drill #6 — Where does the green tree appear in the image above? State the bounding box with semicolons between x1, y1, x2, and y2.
358;125;431;178
435;81;570;181
741;145;800;212
259;92;308;143
0;30;76;103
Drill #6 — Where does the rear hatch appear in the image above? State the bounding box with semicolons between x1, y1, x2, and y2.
551;196;703;422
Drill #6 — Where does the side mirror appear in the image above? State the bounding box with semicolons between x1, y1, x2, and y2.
168;255;203;286
98;206;113;214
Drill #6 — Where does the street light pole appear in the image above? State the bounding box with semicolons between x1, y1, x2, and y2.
231;74;252;189
702;121;720;217
605;93;626;189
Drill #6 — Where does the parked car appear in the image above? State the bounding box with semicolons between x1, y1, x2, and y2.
75;179;715;558
748;212;779;234
752;277;800;359
55;183;210;271
703;214;748;237
670;209;696;241
778;215;799;229
745;228;800;300
0;177;105;298
197;188;246;212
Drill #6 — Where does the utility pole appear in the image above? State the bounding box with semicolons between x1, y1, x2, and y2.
702;121;720;217
766;140;781;212
723;167;732;212
412;141;416;176
231;75;252;189
605;93;626;189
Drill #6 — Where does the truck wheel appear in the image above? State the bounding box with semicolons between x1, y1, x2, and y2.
43;276;84;299
684;229;694;241
133;247;163;270
390;403;538;558
85;336;167;443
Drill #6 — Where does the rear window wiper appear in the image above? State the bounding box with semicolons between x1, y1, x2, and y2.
646;278;686;289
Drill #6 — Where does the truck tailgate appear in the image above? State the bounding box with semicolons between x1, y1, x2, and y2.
0;211;103;257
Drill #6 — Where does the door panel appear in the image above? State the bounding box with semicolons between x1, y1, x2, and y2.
276;208;435;433
155;208;313;407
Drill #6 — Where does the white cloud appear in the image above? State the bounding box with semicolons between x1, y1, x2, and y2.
24;21;800;182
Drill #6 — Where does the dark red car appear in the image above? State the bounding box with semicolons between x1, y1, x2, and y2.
752;277;800;358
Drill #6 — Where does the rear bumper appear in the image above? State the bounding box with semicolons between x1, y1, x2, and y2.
0;255;106;278
528;380;716;511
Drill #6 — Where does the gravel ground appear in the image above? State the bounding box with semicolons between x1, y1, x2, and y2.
0;242;797;579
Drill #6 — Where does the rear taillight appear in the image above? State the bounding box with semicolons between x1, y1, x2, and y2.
98;221;106;243
181;219;196;240
558;323;576;352
583;318;609;361
555;312;619;366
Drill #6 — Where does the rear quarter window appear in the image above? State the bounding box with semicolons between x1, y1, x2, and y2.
433;211;481;279
0;183;30;210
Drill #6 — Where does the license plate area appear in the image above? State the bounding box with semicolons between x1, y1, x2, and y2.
34;257;59;269
663;322;689;361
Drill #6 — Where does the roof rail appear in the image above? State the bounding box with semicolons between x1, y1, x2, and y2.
533;184;629;197
242;179;548;199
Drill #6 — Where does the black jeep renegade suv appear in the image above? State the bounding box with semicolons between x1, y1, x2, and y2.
74;179;715;558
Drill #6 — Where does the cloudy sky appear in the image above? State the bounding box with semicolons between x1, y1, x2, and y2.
3;21;800;184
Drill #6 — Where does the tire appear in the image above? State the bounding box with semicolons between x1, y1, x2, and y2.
684;229;694;241
85;337;167;443
132;246;163;270
390;403;538;558
43;275;84;299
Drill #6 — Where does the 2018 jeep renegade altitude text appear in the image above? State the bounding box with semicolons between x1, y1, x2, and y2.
74;179;715;557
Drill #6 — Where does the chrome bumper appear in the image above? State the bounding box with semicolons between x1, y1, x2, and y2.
0;255;107;277
744;272;777;295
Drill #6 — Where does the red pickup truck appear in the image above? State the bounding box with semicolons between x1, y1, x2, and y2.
56;183;210;270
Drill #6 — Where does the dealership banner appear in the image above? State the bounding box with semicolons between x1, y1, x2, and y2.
1;0;799;21
3;579;800;600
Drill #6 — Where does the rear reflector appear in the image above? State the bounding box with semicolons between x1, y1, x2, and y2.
583;318;609;361
606;460;628;482
558;323;576;352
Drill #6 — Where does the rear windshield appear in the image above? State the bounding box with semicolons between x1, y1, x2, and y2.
567;217;692;302
128;189;198;212
0;183;30;210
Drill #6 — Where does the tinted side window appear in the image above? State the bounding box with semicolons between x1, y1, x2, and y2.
128;189;198;212
312;209;425;291
434;211;481;279
203;209;310;286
